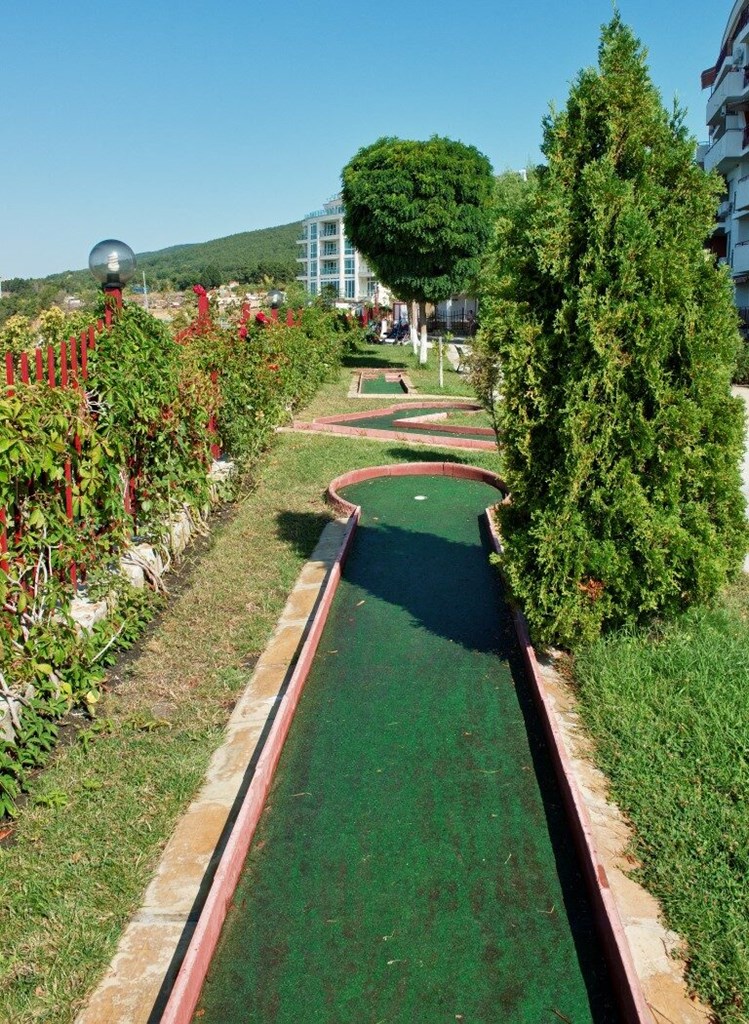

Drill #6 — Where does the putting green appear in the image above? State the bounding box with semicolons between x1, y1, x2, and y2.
359;374;408;394
194;474;618;1023
333;407;495;442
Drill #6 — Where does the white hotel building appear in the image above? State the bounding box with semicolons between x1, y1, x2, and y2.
296;195;390;306
699;0;749;312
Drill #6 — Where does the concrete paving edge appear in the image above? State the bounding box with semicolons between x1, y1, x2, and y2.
74;517;355;1024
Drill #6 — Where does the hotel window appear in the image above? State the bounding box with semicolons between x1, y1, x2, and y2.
345;279;355;298
310;261;317;276
309;281;317;295
344;257;355;275
344;237;355;255
310;241;317;258
322;222;338;237
323;241;338;256
310;223;317;239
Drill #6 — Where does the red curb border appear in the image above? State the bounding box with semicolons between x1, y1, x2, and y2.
482;512;654;1024
293;422;496;451
391;416;496;438
160;462;651;1024
313;401;481;426
159;514;359;1024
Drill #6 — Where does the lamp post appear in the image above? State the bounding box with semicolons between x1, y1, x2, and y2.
267;288;284;322
88;239;136;313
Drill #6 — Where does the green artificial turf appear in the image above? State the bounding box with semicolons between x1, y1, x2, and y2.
359;374;408;395
329;406;495;442
195;474;618;1023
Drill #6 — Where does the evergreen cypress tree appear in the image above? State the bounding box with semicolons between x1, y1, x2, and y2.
481;15;748;647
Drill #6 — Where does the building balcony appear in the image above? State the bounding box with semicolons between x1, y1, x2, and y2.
736;175;749;214
732;239;749;275
703;128;748;173
707;70;749;124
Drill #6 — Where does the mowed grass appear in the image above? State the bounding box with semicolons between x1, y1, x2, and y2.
0;421;501;1024
298;345;475;422
573;575;749;1023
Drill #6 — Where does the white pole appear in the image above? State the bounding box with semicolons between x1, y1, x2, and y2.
419;324;428;365
439;339;444;389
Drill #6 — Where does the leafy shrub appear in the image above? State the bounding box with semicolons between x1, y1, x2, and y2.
480;16;748;648
0;299;356;815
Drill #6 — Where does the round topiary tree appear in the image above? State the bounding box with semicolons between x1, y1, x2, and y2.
479;14;748;648
341;135;494;345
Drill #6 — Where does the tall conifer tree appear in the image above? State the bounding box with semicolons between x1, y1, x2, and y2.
480;15;748;647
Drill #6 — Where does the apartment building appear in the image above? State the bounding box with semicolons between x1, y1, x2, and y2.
699;1;749;311
296;195;389;305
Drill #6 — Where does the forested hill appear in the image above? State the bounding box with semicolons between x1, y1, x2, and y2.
1;221;303;323
135;221;302;289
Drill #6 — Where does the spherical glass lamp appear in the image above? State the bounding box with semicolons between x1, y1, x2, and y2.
267;288;284;309
88;239;137;290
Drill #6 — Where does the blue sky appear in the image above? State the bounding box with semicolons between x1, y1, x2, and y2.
0;1;727;279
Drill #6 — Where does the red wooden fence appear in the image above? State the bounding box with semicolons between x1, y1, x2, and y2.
1;315;108;588
0;293;308;590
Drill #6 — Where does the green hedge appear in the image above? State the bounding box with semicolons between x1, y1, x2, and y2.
0;301;359;816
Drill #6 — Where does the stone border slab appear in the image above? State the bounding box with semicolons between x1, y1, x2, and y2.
75;518;355;1024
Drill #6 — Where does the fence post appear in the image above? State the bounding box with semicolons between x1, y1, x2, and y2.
60;340;69;388
47;345;56;387
5;352;14;397
208;370;220;459
80;331;88;379
70;335;79;384
35;347;44;382
64;459;77;587
20;352;30;385
0;508;8;574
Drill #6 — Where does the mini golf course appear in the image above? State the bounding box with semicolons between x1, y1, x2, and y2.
358;371;411;395
295;403;497;450
185;470;623;1023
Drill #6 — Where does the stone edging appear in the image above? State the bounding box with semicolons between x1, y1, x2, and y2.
75;516;354;1024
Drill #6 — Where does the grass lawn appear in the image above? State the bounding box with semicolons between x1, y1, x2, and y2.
342;341;476;398
572;575;749;1023
0;366;500;1024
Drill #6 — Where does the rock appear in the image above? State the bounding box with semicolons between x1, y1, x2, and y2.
0;704;17;744
120;556;145;590
169;509;193;558
69;597;109;633
208;458;236;486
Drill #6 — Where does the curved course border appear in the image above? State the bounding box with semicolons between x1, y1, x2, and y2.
160;462;651;1024
293;401;497;451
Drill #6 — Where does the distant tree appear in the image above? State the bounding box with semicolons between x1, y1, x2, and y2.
341;136;495;333
481;15;748;648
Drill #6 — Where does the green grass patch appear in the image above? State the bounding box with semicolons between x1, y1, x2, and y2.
438;408;494;429
573;575;749;1023
345;342;475;398
0;430;501;1024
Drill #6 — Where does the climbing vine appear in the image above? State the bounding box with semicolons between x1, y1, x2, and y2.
0;298;359;816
